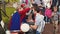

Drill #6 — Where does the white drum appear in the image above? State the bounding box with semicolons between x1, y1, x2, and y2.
21;23;30;32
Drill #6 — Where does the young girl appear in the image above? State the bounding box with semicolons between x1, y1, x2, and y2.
45;3;52;24
52;6;60;34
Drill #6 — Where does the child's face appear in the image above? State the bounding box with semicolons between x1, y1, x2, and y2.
53;6;57;12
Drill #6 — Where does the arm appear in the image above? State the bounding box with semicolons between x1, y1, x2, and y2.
18;8;30;15
30;14;40;30
30;25;38;30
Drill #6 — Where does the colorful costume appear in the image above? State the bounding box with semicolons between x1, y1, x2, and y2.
9;7;30;34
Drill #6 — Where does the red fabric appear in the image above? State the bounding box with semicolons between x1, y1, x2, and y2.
45;8;52;18
18;8;30;34
18;8;30;23
25;0;28;5
8;16;12;30
21;4;26;7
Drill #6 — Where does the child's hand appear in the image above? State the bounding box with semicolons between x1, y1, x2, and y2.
52;13;54;16
30;25;37;30
30;25;33;28
30;25;33;27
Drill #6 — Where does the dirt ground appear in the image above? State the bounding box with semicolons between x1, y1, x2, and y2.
42;23;60;34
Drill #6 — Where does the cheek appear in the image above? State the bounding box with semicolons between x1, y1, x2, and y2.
55;9;57;11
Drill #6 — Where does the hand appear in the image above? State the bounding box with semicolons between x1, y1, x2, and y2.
52;13;54;16
30;25;33;28
30;25;32;27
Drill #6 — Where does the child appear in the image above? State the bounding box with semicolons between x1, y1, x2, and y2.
45;3;52;24
30;8;45;34
52;6;59;34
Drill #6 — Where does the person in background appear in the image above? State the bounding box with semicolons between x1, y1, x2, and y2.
34;0;42;5
52;6;60;34
51;0;58;8
57;0;60;12
45;3;52;24
20;0;31;7
42;0;52;8
58;12;60;24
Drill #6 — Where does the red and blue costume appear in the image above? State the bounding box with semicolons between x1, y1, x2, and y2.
8;6;30;34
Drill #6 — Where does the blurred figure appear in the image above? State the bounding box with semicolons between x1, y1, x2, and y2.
58;0;60;12
42;0;52;8
45;3;52;24
34;0;42;5
20;0;31;7
51;6;60;34
52;0;58;7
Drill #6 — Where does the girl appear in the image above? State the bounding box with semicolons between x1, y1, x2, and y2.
52;6;60;34
45;3;52;24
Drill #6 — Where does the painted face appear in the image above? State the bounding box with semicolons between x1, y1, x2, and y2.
53;6;58;12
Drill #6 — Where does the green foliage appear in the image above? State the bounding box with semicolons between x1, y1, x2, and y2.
5;0;19;2
2;7;15;23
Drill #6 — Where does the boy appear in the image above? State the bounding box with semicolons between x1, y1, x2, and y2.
30;8;45;34
52;6;60;34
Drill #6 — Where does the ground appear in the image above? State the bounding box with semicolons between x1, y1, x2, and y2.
42;23;60;34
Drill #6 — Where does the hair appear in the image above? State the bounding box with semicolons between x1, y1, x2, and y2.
32;3;38;7
52;6;59;11
35;7;40;13
34;7;43;15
